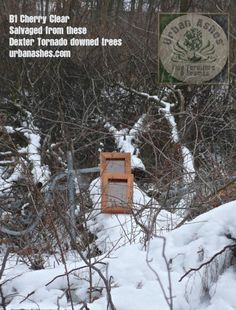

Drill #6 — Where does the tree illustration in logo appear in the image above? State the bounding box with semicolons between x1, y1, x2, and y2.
183;28;202;61
172;27;216;63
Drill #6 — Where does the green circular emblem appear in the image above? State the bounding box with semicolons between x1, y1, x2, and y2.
159;14;228;83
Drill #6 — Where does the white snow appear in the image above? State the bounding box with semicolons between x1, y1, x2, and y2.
87;177;182;252
0;162;24;193
181;145;195;184
22;113;50;184
159;101;179;143
0;104;234;310
159;99;195;184
1;200;236;310
1;201;236;310
158;97;196;215
0;112;50;193
105;116;146;170
90;201;236;310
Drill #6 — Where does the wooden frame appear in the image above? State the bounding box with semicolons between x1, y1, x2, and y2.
101;173;133;214
100;152;133;214
100;152;131;176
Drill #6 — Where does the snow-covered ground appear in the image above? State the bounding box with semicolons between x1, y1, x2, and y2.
1;198;236;310
88;177;182;252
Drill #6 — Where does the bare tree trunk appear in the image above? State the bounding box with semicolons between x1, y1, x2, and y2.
45;0;49;16
137;0;144;13
180;0;190;11
130;0;136;13
115;0;123;20
40;0;44;15
67;150;76;243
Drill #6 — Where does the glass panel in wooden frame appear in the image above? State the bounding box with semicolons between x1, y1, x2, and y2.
100;152;131;176
101;174;133;214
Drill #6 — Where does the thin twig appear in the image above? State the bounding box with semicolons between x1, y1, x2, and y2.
179;243;236;282
0;248;10;310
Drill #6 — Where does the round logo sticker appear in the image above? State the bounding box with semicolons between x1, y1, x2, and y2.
159;14;228;83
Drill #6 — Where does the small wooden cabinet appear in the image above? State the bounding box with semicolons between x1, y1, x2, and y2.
100;153;133;214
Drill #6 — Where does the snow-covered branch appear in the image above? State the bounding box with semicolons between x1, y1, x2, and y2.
104;115;146;170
